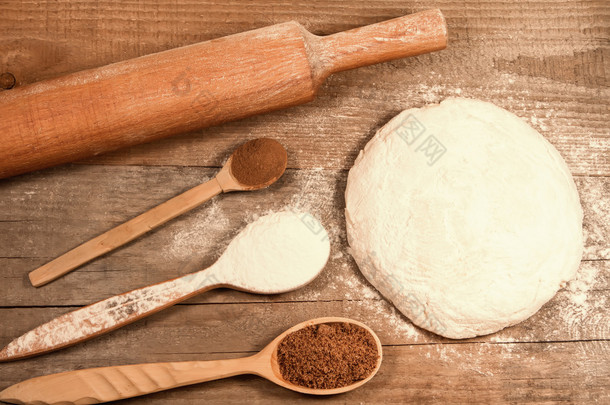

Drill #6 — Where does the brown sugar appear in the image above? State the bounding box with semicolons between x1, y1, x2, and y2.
230;138;287;187
276;322;379;389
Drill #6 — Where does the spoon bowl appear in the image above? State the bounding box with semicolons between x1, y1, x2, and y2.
219;137;288;191
257;317;383;395
0;318;382;404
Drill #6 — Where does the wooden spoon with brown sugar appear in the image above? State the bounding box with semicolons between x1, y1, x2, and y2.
28;138;288;287
0;317;382;404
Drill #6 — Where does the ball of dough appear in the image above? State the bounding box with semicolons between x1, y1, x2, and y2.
345;97;583;339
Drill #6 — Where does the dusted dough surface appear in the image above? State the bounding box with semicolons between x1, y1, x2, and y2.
345;97;583;339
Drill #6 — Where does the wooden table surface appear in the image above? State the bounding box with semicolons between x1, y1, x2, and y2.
1;1;608;403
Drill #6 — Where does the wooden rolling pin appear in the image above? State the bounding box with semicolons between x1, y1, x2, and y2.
0;9;447;179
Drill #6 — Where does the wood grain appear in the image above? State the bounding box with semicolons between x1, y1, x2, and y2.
0;9;447;178
0;166;608;306
0;0;608;403
1;1;607;175
0;305;607;404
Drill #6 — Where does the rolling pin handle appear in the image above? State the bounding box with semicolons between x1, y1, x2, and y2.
309;8;447;76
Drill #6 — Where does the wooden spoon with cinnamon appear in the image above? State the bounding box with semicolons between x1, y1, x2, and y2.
28;138;287;287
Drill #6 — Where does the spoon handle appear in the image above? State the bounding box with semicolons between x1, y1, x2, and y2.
28;177;223;287
0;356;257;404
0;269;221;362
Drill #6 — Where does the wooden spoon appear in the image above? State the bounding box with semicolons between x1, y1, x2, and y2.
28;138;288;287
0;317;382;404
0;210;330;362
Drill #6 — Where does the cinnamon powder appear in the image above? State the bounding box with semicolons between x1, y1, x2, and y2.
277;322;379;389
230;138;287;187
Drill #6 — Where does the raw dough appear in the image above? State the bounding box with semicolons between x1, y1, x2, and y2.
345;97;583;339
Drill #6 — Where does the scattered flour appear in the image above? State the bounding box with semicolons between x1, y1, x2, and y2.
565;263;600;308
169;200;230;260
413;73;568;146
530;115;549;132
367;298;422;341
336;274;381;300
416;83;464;104
334;272;423;341
288;168;343;244
489;261;607;342
432;341;532;377
436;344;493;376
489;334;518;343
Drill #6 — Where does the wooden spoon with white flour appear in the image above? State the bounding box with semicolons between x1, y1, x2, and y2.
0;211;330;362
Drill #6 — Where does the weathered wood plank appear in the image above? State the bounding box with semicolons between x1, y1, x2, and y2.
0;303;607;404
0;1;608;403
0;1;607;175
0;260;608;358
3;1;607;83
0;166;607;306
0;167;608;261
78;81;609;176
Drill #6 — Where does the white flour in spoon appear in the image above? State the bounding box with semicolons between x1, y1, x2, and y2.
200;210;331;293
